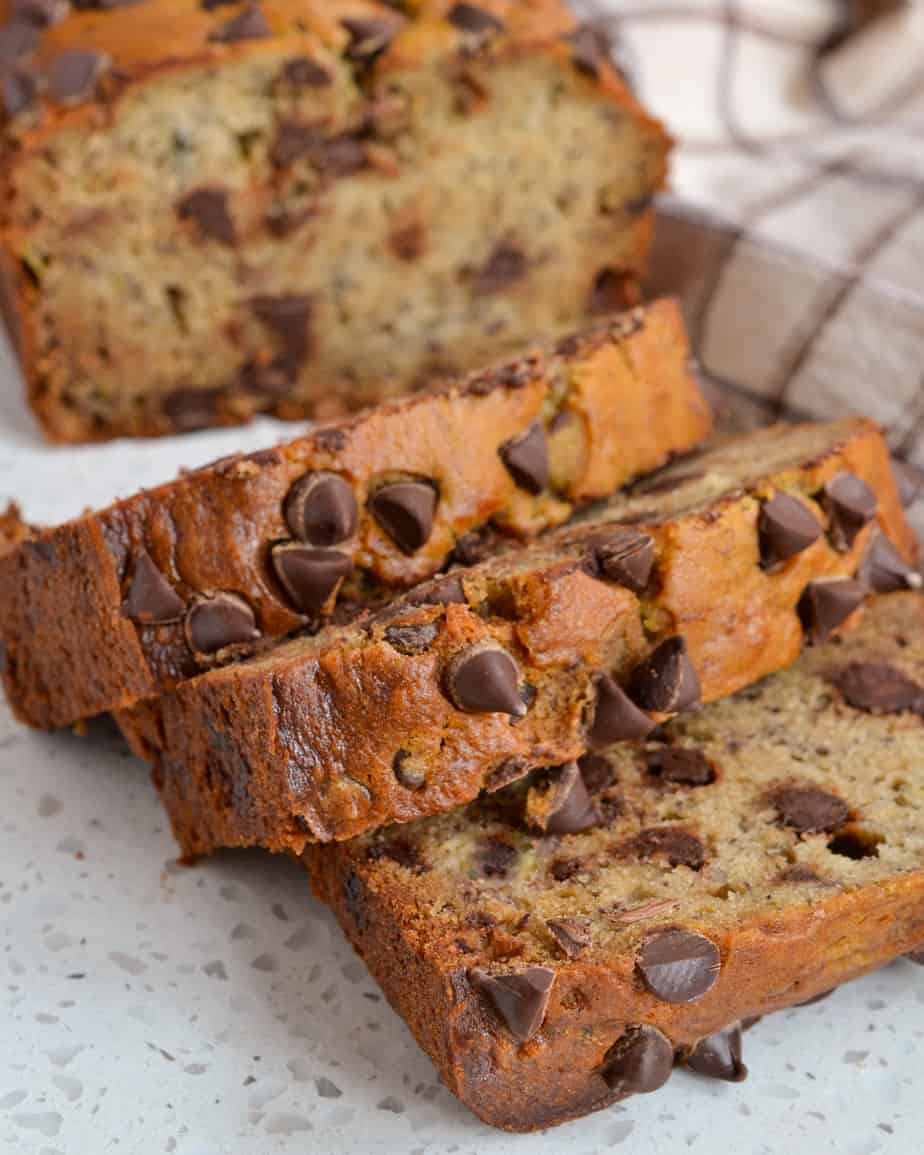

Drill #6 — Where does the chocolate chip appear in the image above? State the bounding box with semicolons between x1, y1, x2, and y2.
285;472;358;547
577;752;617;794
281;55;331;87
590;528;655;592
123;551;185;624
13;0;69;26
474;243;527;295
758;493;823;566
645;747;715;786
185;592;260;654
250;294;313;363
341;16;397;63
858;533;921;593
405;574;466;606
568;24;610;77
772;786;849;834
47;49;110;104
176;188;235;245
497;421;549;495
547;917;591;959
451;525;501;566
313;132;368;176
392;749;425;790
237;355;298;398
589;674;654;745
0;20;39;65
447;3;505;35
822;471;878;549
629;827;705;870
829;661;924;715
627;637;702;714
369;480;438;554
271;544;352;616
469;967;555;1042
384;621;440;656
601;1025;674;1096
526;763;599;835
366;837;425;871
162;386;226;431
209;3;270;41
637;929;720;1004
1;65;36;118
445;643;526;717
685;1023;747;1082
798;578;867;644
549;856;583;881
589;267;632;314
479;837;517;878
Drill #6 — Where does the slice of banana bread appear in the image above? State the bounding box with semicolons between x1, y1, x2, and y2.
118;417;918;854
306;591;924;1132
0;0;669;441
0;299;710;729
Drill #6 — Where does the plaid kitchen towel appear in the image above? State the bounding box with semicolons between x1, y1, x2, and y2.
579;0;924;532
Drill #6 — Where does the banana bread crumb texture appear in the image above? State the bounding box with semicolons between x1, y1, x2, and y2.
119;417;918;855
307;592;924;1131
0;0;669;441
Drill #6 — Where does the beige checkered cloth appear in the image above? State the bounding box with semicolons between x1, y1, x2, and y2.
580;0;924;535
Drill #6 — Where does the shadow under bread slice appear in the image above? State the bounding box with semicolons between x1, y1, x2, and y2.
0;298;710;730
118;416;918;855
306;591;924;1132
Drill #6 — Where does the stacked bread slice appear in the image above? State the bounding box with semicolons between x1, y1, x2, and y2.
1;301;922;1133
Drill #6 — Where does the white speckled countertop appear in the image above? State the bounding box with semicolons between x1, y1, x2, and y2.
2;328;924;1155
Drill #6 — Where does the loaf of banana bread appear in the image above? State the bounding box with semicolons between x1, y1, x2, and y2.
0;0;669;441
306;591;924;1131
119;418;918;855
0;299;710;729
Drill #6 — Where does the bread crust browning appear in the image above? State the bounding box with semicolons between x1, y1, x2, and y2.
118;418;916;854
0;300;710;727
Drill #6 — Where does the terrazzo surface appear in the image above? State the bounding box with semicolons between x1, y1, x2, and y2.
2;338;924;1154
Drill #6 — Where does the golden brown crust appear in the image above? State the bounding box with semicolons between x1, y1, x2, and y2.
118;418;916;854
0;0;670;441
306;592;924;1131
0;300;710;728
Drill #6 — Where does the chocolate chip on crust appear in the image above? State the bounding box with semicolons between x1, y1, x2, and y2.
798;579;867;644
405;574;466;606
499;421;549;495
637;929;721;1004
858;533;921;593
758;493;823;566
209;4;271;42
627;636;702;714
771;785;849;834
601;1025;674;1096
828;661;924;715
185;592;260;654
547;917;591;958
645;746;715;786
285;472;358;547
176;187;236;246
447;3;505;35
384;620;441;656
47;48;110;104
469;966;555;1042
589;675;655;745
271;544;352;616
589;527;655;592
525;763;599;835
123;551;186;624
822;471;877;549
445;643;527;717
369;480;438;554
684;1023;747;1082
